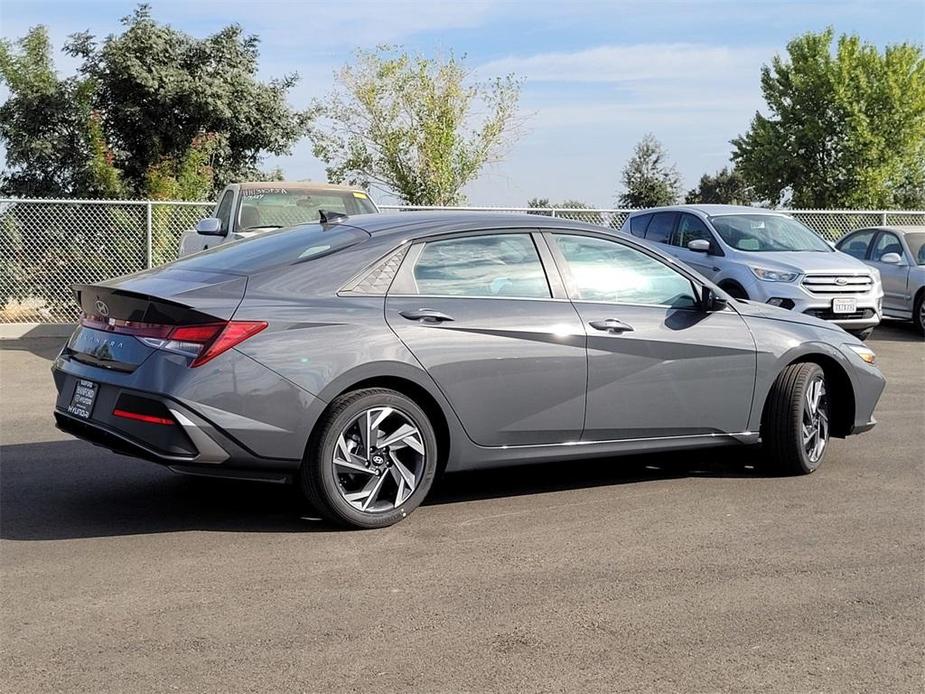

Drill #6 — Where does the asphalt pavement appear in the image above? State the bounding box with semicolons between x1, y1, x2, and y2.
1;325;923;692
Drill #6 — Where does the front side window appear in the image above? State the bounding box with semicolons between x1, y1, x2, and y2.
710;214;830;252
214;191;234;232
628;213;653;238
644;212;677;244
410;234;550;298
553;234;697;308
836;229;876;259
871;232;903;261
674;214;713;248
904;233;925;265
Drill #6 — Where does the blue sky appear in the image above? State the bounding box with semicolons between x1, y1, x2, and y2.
2;0;923;205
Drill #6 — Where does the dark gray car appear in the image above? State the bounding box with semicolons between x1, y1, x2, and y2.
52;213;886;528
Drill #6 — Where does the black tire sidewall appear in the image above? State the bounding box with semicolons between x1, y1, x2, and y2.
790;363;828;474
307;390;438;529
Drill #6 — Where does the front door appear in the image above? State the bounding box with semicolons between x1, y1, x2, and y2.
386;232;587;446
546;232;757;441
668;213;720;279
869;231;910;314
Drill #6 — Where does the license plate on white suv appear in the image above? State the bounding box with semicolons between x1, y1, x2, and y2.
832;298;857;314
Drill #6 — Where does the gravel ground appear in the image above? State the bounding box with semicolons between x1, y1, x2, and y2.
1;325;923;693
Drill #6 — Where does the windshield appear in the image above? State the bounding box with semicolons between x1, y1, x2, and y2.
710;214;831;252
238;188;377;231
173;224;369;273
905;232;925;265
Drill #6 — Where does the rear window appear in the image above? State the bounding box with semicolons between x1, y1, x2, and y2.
644;212;677;244
628;213;653;238
172;224;369;274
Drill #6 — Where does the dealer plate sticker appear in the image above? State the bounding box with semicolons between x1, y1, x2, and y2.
832;298;857;314
67;379;98;419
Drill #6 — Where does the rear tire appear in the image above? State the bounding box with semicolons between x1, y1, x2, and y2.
299;388;438;529
761;362;831;475
848;327;874;341
913;291;925;336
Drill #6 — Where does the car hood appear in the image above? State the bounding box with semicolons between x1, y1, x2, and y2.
741;250;872;276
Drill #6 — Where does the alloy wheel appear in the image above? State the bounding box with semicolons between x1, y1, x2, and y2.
802;376;829;464
331;407;427;513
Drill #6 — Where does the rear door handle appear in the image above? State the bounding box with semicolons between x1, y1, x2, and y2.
399;308;455;323
589;318;634;334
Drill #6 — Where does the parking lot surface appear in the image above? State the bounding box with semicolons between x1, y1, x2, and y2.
1;326;923;693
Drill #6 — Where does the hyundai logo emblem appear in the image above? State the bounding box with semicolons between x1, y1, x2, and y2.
834;278;848;286
94;299;110;317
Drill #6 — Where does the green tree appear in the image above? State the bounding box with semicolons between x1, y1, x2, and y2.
0;27;122;197
732;29;925;208
63;4;309;197
309;47;523;206
617;134;682;208
685;167;752;204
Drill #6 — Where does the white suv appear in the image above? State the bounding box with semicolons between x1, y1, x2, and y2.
621;205;883;339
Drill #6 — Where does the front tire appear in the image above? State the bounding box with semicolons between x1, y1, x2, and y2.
761;362;831;475
300;388;438;529
913;291;925;336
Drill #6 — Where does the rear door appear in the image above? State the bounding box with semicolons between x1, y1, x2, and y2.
385;231;587;446
546;231;757;441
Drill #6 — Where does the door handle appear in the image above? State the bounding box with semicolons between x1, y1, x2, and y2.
589;318;634;334
399;308;455;323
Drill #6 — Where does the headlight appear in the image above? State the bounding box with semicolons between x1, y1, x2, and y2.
751;266;800;282
846;344;877;365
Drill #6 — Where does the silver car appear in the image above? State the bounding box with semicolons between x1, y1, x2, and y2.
52;213;885;528
835;226;925;336
621;205;883;339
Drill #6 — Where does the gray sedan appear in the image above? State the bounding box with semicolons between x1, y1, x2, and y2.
52;213;886;528
836;226;925;335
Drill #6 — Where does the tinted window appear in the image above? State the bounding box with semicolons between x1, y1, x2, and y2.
411;234;550;298
628;213;653;238
214;191;234;232
871;232;903;261
674;214;713;248
171;224;369;273
644;213;677;244
836;230;876;259
905;233;925;265
553;234;697;308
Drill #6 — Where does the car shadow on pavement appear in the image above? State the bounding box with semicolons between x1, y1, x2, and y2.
0;439;768;540
868;322;922;343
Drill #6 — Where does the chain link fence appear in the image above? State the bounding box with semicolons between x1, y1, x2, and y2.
2;198;924;323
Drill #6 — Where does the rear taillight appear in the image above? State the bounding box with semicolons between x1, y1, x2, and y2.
79;315;267;367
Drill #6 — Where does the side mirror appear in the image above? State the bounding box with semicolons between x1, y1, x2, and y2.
195;217;224;236
880;252;903;265
687;239;711;253
700;285;728;312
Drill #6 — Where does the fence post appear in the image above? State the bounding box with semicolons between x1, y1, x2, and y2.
881;211;888;226
550;209;557;218
145;202;153;269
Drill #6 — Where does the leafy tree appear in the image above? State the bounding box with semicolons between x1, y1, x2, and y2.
309;47;523;206
617;134;682;208
732;29;925;208
63;4;309;198
0;27;121;197
685;167;752;204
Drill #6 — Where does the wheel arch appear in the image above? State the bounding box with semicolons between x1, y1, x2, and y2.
718;278;749;300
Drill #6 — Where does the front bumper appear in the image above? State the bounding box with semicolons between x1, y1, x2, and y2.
741;276;882;330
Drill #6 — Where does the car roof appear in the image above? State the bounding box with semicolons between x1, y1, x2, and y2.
335;211;611;240
628;204;788;217
233;181;367;193
849;225;925;235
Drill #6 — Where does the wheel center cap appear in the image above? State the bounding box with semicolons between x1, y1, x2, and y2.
371;451;387;466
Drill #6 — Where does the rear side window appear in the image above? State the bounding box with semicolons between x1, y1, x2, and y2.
836;230;876;259
644;212;677;244
171;224;369;273
409;234;550;299
628;213;653;238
